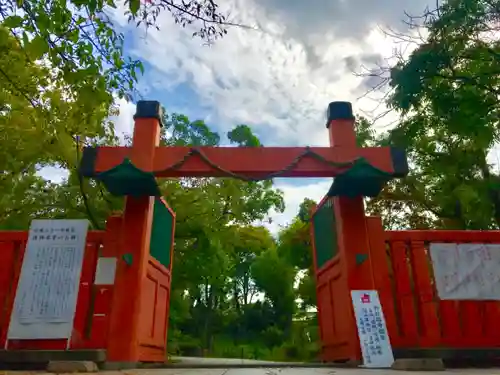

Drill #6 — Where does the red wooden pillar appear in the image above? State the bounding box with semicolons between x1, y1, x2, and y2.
327;101;376;360
106;101;162;364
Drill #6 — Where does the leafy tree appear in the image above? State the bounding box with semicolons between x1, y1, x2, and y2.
0;0;242;213
150;109;287;351
277;199;316;310
366;0;500;230
228;225;274;309
0;25;120;228
0;0;239;103
0;24;315;356
251;248;296;334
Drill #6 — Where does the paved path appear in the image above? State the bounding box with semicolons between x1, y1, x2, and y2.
170;356;296;366
4;370;500;375
153;357;500;374
114;369;500;375
5;357;500;374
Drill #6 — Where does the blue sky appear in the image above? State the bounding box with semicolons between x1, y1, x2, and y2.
43;0;439;232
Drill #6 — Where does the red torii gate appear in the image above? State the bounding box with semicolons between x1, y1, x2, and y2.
79;100;408;365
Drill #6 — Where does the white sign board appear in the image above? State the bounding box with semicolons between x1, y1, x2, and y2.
94;257;117;285
430;243;500;300
7;219;89;340
351;290;394;368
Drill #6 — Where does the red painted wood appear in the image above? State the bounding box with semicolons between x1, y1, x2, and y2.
386;230;500;243
92;145;396;178
71;242;100;349
408;241;441;348
484;302;500;347
315;256;354;362
0;232;108;350
460;301;484;347
389;240;419;347
365;217;401;347
384;230;500;350
87;216;122;349
138;257;172;362
2;240;27;350
439;300;463;346
0;241;19;348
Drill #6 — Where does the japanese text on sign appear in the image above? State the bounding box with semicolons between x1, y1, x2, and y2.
351;290;394;368
430;243;500;300
8;219;88;340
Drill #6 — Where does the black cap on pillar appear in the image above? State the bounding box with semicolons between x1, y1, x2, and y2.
326;101;354;128
134;100;164;127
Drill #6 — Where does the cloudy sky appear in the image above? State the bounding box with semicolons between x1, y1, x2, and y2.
43;0;436;233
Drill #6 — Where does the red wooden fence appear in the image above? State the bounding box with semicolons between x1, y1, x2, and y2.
312;203;500;363
0;204;175;364
0;219;118;351
367;217;500;352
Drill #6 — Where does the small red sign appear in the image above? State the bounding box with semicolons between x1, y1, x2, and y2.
361;294;371;304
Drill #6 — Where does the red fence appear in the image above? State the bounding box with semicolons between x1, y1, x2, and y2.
0;201;175;364
367;217;500;352
0;218;120;351
311;201;500;363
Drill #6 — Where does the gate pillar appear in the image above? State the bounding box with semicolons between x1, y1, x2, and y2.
106;102;162;364
325;102;376;360
327;102;375;290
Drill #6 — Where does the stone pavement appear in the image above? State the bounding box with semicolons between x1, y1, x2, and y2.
4;368;499;375
6;357;500;375
80;368;500;375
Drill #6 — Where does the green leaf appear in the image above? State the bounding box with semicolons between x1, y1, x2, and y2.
87;0;98;13
129;0;140;15
3;15;24;29
21;31;29;46
27;36;50;59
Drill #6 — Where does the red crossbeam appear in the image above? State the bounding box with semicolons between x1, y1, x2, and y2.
83;145;398;178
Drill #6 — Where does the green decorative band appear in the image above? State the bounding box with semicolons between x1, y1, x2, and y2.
80;145;408;198
327;158;393;197
95;158;161;197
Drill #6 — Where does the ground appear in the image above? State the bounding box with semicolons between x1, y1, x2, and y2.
36;368;500;375
138;357;500;374
7;357;500;374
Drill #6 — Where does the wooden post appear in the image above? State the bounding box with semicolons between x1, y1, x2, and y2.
327;101;376;360
106;101;162;364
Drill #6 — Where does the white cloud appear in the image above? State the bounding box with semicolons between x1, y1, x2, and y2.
262;179;333;234
252;0;435;46
113;0;423;147
111;98;136;143
34;0;500;236
105;0;433;232
37;165;69;183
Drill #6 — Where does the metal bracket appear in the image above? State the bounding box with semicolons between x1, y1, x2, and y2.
355;253;368;266
122;253;133;266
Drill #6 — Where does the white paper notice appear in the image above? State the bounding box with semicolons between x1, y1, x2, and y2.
351;290;394;368
430;243;500;300
8;219;89;340
94;257;117;285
